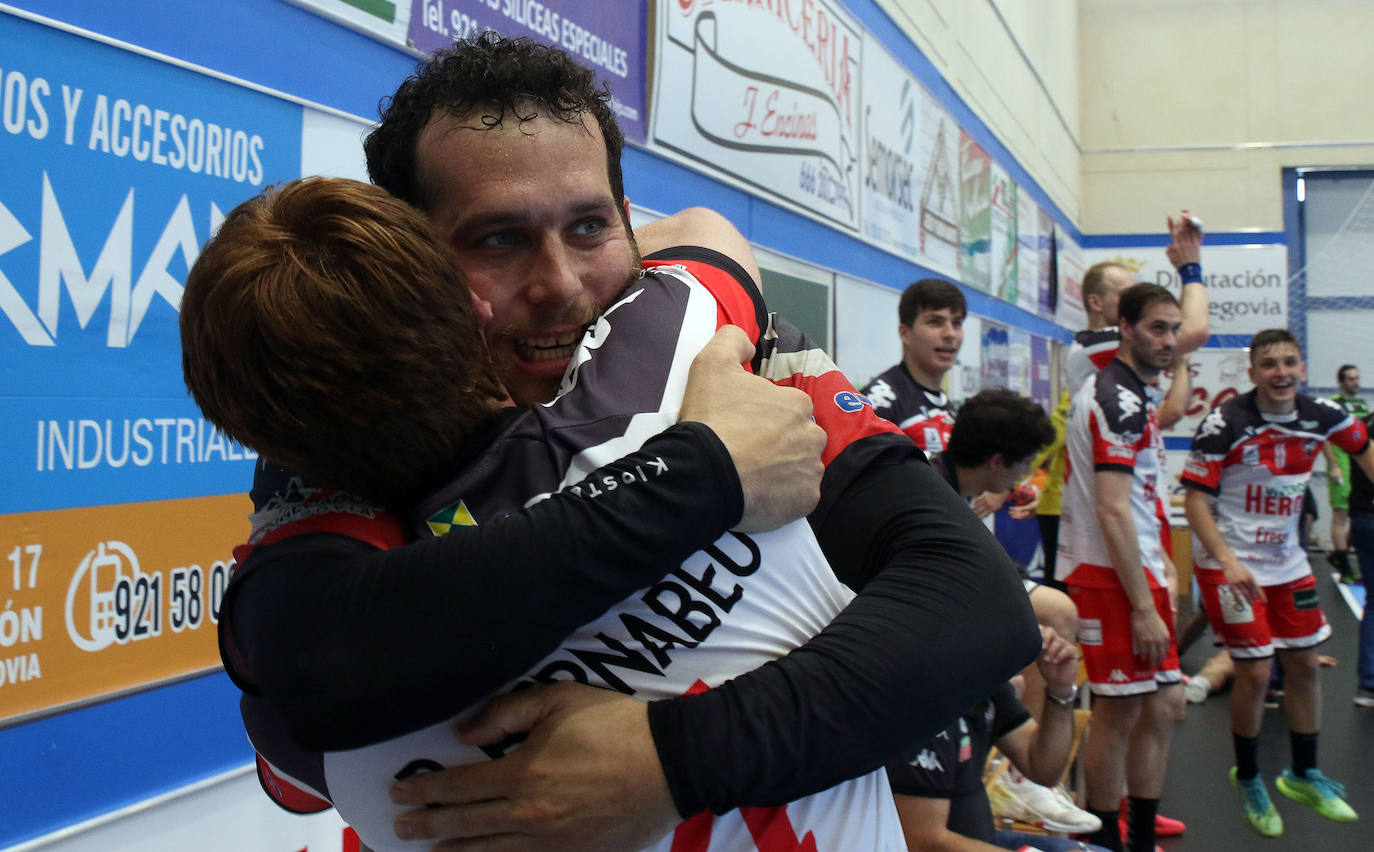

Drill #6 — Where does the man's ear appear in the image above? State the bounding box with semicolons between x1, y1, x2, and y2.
622;196;633;227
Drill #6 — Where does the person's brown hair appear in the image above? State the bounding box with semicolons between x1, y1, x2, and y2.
181;177;505;510
1082;261;1128;307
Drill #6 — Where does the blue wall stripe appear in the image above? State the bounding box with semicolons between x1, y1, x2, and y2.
2;672;252;848
1081;232;1287;248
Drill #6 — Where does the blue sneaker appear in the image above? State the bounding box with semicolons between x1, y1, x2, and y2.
1276;768;1358;822
1230;767;1283;837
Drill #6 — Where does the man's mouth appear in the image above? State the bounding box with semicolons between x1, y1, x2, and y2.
512;330;584;364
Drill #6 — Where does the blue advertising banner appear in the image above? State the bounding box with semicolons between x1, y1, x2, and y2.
407;0;647;143
0;11;302;513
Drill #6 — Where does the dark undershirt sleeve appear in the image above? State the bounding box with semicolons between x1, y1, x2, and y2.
647;440;1040;816
226;423;742;752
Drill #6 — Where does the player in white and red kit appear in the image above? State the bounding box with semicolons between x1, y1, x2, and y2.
1182;329;1372;835
1057;283;1184;852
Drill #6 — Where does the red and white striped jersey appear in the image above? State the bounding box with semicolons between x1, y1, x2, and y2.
1181;391;1368;585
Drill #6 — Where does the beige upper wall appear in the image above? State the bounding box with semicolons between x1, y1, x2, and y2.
875;0;1082;224
1080;0;1374;233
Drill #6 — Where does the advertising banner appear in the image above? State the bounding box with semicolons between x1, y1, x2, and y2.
1054;225;1086;331
1083;243;1288;336
980;320;1009;389
290;0;412;46
0;11;301;724
409;0;647;143
1037;207;1055;319
1030;335;1052;410
859;43;924;263
1162;348;1253;440
913;84;961;277
958;129;991;292
1015;189;1040;315
653;0;864;230
990;161;1016;303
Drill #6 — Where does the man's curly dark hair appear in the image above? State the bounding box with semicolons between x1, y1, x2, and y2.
365;32;626;213
946;389;1055;469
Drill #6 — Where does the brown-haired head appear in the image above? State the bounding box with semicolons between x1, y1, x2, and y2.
180;177;506;511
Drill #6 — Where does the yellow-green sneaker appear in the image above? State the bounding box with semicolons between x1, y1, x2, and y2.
1276;768;1358;822
1230;767;1284;837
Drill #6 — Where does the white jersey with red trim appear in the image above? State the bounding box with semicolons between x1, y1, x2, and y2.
1057;359;1167;589
1064;327;1120;395
254;256;906;852
1181;391;1369;585
861;363;954;455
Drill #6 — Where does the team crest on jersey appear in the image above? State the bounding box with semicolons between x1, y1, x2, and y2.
833;390;873;413
427;499;477;537
1243;445;1260;466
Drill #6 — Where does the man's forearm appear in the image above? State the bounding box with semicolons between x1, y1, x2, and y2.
1097;501;1153;609
1184;487;1233;567
1022;699;1076;786
649;445;1041;816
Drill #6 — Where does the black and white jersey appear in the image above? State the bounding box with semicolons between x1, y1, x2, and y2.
1182;391;1368;584
862;363;954;455
237;256;906;851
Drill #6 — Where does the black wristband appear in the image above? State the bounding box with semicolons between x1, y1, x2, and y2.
1178;262;1202;284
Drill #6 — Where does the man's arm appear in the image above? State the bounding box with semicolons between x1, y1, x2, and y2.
1184;485;1262;604
634;207;762;288
1095;469;1169;666
1157;356;1192;430
1349;441;1374;484
1166;210;1209;355
894;794;998;852
994;626;1079;787
1325;444;1345;486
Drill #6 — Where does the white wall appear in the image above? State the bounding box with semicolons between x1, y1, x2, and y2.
1079;0;1374;233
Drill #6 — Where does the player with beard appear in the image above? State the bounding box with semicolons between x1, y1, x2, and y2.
1057;284;1186;852
220;34;1038;851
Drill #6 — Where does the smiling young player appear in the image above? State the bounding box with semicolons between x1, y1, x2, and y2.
1183;328;1374;836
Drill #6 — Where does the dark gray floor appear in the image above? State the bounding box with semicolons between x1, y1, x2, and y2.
1151;567;1372;851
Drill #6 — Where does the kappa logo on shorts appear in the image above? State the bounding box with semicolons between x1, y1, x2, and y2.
1108;669;1129;683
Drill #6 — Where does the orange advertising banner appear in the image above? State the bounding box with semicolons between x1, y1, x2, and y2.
0;494;250;726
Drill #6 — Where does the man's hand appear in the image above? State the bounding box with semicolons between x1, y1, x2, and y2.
1007;483;1040;519
1165;209;1203;267
971;489;1008;518
1037;625;1079;695
680;326;825;532
1220;553;1265;605
1130;606;1171;668
389;682;678;851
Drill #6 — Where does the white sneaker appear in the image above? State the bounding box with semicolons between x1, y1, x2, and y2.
988;770;1103;833
1184;675;1211;704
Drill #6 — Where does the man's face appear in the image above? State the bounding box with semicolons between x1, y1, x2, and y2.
1121;300;1181;374
1340;368;1361;396
899;306;964;382
417;110;640;405
1250;343;1306;411
991;453;1033;494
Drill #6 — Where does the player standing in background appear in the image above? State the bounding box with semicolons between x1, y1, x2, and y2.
1323;363;1367;584
862;278;966;457
1057;283;1185;852
1183;329;1370;836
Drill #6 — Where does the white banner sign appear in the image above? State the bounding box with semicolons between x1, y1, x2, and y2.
287;0;411;46
1055;227;1087;331
653;0;863;230
1083;243;1288;335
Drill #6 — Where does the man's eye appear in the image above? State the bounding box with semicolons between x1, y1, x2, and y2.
571;219;604;237
478;231;516;247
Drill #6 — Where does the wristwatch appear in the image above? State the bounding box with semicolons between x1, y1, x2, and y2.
1045;683;1078;707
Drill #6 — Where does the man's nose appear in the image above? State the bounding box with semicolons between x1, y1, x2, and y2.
527;238;583;305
